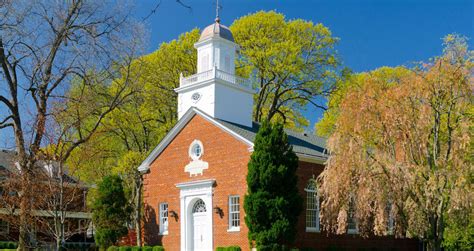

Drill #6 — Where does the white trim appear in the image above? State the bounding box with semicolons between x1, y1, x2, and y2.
176;179;214;251
296;153;327;165
228;195;240;232
159;202;169;235
176;179;215;189
138;108;253;173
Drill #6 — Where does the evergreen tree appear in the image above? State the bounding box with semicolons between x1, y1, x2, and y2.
92;175;131;249
244;121;303;246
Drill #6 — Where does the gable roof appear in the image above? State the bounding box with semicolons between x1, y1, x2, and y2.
138;107;328;173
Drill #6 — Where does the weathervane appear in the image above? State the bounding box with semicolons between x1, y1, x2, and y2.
215;0;221;23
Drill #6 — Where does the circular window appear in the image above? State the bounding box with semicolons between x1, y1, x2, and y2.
189;140;204;160
191;92;201;103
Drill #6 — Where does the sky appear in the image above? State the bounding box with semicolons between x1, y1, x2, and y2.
133;0;473;128
0;0;472;148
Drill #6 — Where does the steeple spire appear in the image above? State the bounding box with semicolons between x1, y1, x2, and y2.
215;0;221;23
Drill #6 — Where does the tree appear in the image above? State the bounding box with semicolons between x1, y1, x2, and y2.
0;1;144;249
244;121;303;247
66;29;199;246
92;175;130;249
317;34;473;251
231;11;340;129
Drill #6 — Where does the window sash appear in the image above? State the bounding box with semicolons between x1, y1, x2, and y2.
228;196;240;230
305;189;320;231
0;220;9;235
159;203;168;234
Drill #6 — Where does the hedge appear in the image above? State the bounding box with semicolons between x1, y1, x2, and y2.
216;246;241;251
107;246;163;251
0;242;17;249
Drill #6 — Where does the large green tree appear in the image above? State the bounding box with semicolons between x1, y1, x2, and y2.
231;11;340;129
92;175;131;249
67;29;199;245
316;35;473;251
244;121;303;247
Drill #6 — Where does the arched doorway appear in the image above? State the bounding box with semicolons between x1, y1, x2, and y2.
191;199;207;251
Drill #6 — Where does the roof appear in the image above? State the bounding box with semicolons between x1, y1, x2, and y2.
0;149;79;184
199;20;235;43
216;119;327;159
138;108;327;173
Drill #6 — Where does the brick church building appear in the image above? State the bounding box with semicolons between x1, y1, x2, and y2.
138;17;419;251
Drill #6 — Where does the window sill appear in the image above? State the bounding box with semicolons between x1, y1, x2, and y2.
227;227;240;232
159;231;169;236
305;227;320;233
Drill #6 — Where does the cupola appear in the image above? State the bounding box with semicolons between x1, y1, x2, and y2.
175;17;255;127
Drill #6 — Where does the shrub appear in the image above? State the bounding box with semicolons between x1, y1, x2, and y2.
258;244;291;251
152;246;164;251
108;246;119;251
7;242;17;249
216;247;241;251
142;247;153;251
119;247;132;251
131;247;141;251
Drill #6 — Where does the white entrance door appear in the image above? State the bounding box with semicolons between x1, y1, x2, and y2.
191;199;209;251
193;212;207;250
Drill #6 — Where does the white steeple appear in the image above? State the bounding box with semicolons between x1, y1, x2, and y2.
175;18;255;127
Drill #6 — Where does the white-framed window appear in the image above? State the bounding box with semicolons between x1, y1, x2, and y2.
305;180;320;232
201;54;209;71
159;203;169;235
224;54;231;73
0;220;9;236
347;197;358;234
189;140;204;161
228;195;240;231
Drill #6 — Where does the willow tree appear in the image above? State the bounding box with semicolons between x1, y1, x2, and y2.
230;11;340;129
317;35;473;251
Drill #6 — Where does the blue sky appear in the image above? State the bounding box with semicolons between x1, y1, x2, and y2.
133;0;473;128
0;1;472;148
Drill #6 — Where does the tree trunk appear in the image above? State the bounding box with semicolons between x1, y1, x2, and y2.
135;175;143;246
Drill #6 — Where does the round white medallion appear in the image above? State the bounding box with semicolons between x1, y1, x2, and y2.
191;92;202;103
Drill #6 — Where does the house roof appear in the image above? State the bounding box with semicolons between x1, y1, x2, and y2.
216;119;327;159
0;149;79;184
138;107;328;173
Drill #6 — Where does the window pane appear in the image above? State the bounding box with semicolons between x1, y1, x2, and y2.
159;203;168;234
228;196;240;229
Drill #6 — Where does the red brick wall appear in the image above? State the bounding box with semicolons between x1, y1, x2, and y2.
143;114;419;251
143;115;251;251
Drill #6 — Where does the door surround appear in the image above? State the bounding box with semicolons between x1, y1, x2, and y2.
176;179;215;251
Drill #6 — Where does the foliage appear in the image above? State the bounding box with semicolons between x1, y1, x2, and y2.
316;66;411;137
231;11;340;129
152;246;165;251
244;121;303;246
0;242;17;249
216;247;241;251
317;34;473;251
92;175;131;248
107;246;119;251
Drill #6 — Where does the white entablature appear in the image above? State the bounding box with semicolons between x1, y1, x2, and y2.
175;18;255;127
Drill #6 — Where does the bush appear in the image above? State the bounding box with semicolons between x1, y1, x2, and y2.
216;247;241;251
152;246;164;251
108;246;119;251
258;244;290;251
131;247;141;251
7;242;17;249
119;247;132;251
142;247;153;251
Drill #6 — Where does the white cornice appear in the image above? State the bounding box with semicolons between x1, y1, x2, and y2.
175;179;215;189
